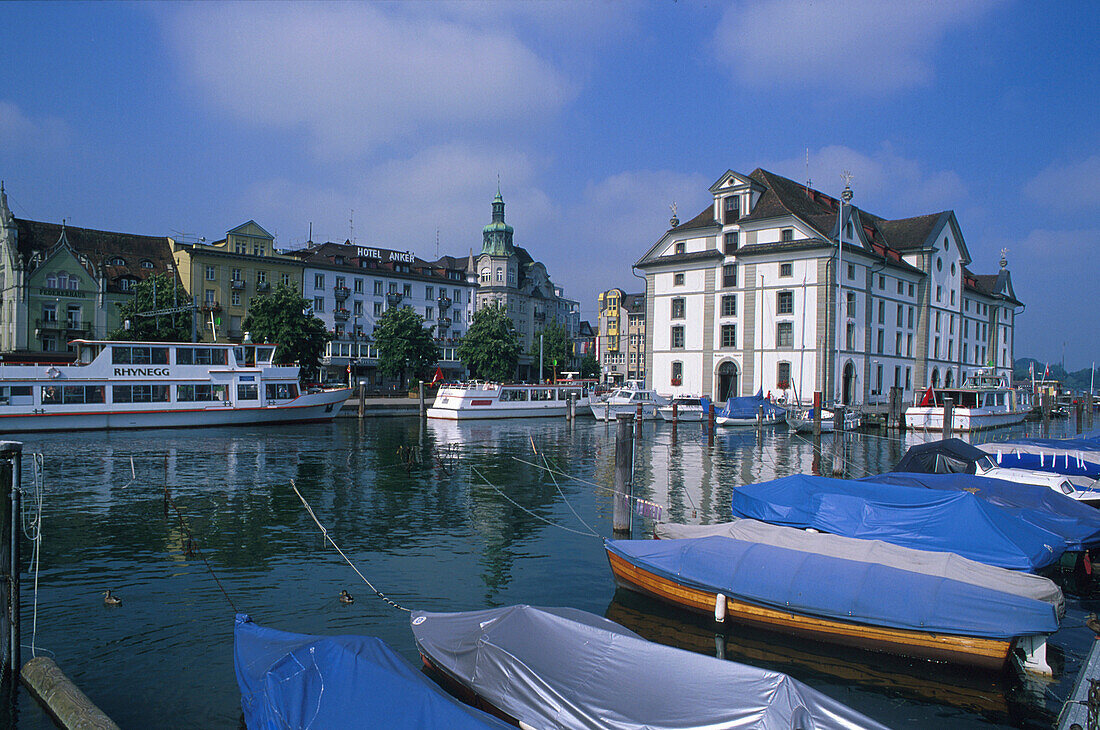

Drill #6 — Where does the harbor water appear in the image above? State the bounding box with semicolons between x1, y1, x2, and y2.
7;415;1097;729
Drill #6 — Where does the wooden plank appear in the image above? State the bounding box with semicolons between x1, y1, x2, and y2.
1057;637;1100;729
607;550;1011;668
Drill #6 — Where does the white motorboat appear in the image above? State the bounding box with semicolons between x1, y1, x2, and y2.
905;368;1031;431
588;382;668;421
0;339;350;432
427;382;589;420
656;396;710;422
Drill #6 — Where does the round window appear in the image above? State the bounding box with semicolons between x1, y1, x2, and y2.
951;262;956;276
936;258;943;272
944;237;950;251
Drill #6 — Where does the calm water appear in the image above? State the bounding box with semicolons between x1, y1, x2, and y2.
6;414;1096;729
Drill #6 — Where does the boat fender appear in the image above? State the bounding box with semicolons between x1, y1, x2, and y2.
714;593;727;623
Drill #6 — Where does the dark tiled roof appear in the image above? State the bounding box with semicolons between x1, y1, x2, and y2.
669;205;718;232
636;249;724;269
15;218;176;294
741;169;840;239
875;212;946;251
621;293;646;311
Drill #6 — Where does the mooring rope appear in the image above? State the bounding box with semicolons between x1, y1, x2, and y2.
469;466;600;538
541;453;600;538
289;480;410;613
162;482;240;613
22;452;44;657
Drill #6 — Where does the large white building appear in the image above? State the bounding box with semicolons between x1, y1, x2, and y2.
636;168;1020;405
292;241;477;384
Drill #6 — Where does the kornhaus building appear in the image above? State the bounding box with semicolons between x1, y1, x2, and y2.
636;168;1020;405
0;184;177;354
474;191;580;379
291;241;477;383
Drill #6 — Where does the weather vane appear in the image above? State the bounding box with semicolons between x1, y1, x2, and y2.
1000;248;1008;269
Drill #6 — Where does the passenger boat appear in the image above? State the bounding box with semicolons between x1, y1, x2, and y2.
729;473;1071;572
426;381;588;420
628;521;1059;673
411;604;889;730
655;395;709;422
715;391;785;426
904;368;1031;431
893;438;1100;505
784;406;861;432
233;614;510;729
588;382;668;421
0;339;350;432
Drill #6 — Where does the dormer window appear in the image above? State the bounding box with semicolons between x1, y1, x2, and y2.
845;220;853;238
140;259;154;269
109;257;126;266
723;196;740;224
781;228;794;242
674;241;685;254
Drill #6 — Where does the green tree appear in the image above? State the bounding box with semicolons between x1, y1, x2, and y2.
242;284;331;373
579;354;600;380
109;273;193;341
529;320;571;379
374;306;440;388
458;302;521;381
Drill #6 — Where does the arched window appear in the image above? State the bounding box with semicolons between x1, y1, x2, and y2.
671;361;683;386
495;267;503;283
110;257;126;266
69;277;78;290
56;271;69;289
141;259;154;269
480;268;490;283
46;274;57;288
931;369;940;387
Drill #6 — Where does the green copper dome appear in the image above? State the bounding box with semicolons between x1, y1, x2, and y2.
481;191;514;255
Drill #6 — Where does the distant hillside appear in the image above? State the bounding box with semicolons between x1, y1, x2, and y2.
1014;358;1100;392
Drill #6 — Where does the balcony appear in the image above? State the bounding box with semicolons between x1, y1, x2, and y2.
230;279;246;291
255;281;271;293
334;285;350;300
201;301;222;312
386;291;403;305
438;316;452;327
437;295;452;310
334;308;350;321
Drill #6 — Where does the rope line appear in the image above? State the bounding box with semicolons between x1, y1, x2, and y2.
162;483;240;613
23;452;44;657
289;480;410;613
541;453;600;538
470;467;599;538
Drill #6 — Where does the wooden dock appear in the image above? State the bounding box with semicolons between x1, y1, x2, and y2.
1058;636;1100;729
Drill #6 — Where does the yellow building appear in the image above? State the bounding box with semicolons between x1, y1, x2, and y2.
597;288;645;384
172;221;304;343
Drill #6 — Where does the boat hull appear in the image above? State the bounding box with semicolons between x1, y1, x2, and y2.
605;548;1013;669
905;406;1029;431
427;404;567;420
0;388;350;432
717;414;783;427
589;403;662;421
656;407;705;422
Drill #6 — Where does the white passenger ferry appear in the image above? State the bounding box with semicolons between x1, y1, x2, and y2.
0;339;351;432
427;381;590;420
904;368;1031;432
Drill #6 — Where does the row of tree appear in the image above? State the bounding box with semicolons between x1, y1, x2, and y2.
111;275;599;384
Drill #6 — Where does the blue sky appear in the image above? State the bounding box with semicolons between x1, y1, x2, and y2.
2;1;1097;367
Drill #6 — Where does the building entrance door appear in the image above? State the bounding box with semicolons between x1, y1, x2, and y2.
717;361;739;402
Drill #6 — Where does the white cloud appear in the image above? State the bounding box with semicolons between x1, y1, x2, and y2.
764;143;967;216
0;101;69;149
713;0;1000;92
1024;154;1100;213
163;3;575;158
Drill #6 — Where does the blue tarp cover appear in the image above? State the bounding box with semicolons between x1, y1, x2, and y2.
983;437;1100;478
730;474;1065;571
233;614;509;730
865;472;1100;552
606;537;1058;638
719;390;785;419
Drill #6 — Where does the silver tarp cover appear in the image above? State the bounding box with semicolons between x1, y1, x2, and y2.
656;519;1064;618
411;605;890;730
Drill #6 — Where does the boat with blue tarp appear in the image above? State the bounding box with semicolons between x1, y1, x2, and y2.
978;436;1100;479
233;614;511;730
729;473;1067;572
715;390;785;426
608;521;1061;672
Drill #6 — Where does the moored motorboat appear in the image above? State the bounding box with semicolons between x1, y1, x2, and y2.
656;395;710;422
588;382;668;421
904;368;1031;431
614;522;1060;673
411;604;890;730
0;339;350;432
977;436;1100;480
233;614;510;729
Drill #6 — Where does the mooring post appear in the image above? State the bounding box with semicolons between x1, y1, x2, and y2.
1041;393;1051;437
635;403;644;439
357;381;364;419
0;441;21;687
812;391;822;437
1076;399;1084;434
831;406;845;476
708;403;715;447
613;413;635;535
671;401;678;424
942;397;954;440
811;434;822;476
888;386;902;431
757;404;763;428
418;382;426;419
1088;392;1095;430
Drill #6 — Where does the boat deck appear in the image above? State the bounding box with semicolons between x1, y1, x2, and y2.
1057;635;1100;729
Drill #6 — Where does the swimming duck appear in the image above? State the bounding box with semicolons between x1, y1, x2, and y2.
339;590;354;605
103;589;122;607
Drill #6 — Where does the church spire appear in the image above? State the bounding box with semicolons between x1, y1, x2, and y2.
482;187;514;256
0;181;10;226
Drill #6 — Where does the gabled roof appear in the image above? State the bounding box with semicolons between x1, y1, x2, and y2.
226;220;274;239
966;269;1021;306
14;218;176;294
874;213;945;251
